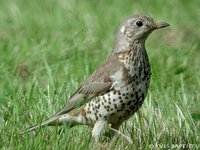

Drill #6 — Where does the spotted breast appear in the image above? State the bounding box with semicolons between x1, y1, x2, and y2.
84;45;151;129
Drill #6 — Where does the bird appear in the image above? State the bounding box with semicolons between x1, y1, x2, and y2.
24;14;169;141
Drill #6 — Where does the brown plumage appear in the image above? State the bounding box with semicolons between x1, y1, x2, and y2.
25;14;169;140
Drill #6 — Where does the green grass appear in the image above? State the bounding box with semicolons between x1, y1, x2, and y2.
0;0;200;149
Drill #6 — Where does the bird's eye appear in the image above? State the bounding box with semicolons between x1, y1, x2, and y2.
136;21;143;27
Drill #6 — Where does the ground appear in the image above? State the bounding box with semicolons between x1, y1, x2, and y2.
0;0;200;149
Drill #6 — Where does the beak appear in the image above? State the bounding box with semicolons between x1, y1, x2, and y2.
153;22;170;30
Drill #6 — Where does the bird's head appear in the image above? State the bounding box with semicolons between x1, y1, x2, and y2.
113;15;169;51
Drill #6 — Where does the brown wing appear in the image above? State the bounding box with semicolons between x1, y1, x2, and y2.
53;53;122;116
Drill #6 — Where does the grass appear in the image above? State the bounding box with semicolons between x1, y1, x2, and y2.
0;0;200;149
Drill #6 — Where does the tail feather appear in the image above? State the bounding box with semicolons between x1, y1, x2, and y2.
21;109;83;134
22;115;61;134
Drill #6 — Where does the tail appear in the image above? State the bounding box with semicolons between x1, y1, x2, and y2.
21;115;61;134
21;107;84;134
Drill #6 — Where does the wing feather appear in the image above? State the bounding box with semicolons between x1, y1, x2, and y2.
53;53;122;116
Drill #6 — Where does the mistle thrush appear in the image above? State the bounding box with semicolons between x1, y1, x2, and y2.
25;15;169;140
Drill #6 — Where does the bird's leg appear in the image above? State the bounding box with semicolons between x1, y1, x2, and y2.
110;123;133;145
92;121;107;141
109;123;122;147
110;123;121;137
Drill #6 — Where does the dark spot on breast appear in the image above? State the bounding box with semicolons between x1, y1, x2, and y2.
135;92;139;100
125;109;130;114
113;90;117;95
141;93;145;100
139;70;141;76
114;104;117;109
129;104;135;110
117;109;123;112
102;96;107;103
138;100;143;106
132;87;135;91
127;101;132;106
123;115;128;118
142;77;145;81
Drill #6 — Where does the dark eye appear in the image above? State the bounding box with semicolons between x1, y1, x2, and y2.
136;21;143;27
